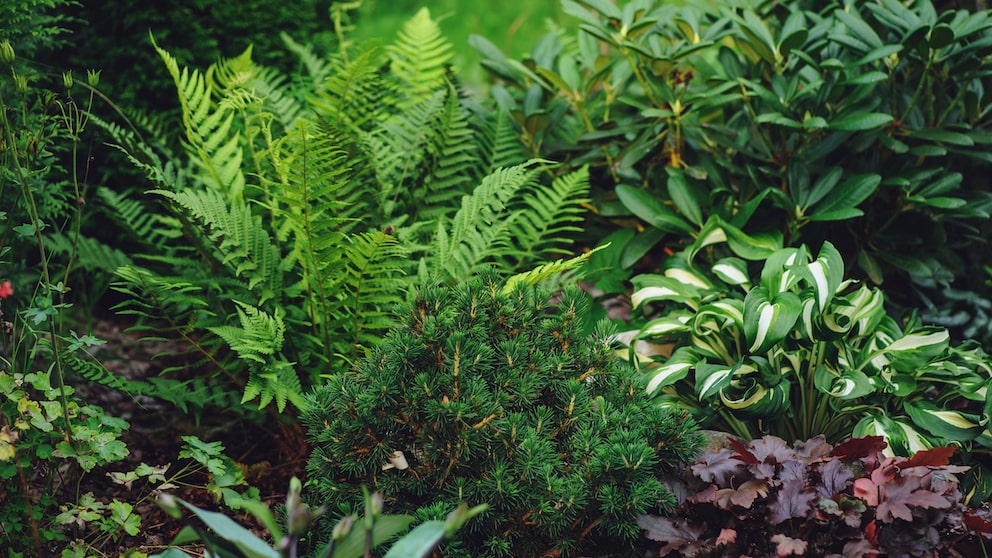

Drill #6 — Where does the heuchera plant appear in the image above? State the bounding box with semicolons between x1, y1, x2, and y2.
639;436;992;557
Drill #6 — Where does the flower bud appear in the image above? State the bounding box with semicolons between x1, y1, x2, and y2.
62;71;73;90
87;69;100;88
0;40;14;66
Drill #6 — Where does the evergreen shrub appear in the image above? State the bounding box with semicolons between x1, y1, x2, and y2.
303;271;702;557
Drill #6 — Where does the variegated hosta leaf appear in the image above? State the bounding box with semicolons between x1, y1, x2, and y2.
720;370;791;418
644;346;697;395
873;373;917;397
866;325;950;374
853;414;933;457
637;313;692;339
664;256;714;290
904;400;984;442
813;364;874;399
630;275;700;310
793;241;844;312
690;304;742;361
695;362;738;400
711;257;751;289
743;288;802;354
758;246;802;295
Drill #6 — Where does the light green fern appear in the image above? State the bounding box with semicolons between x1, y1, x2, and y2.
387;7;454;108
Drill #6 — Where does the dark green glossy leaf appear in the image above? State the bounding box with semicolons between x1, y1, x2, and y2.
908;127;975;146
829;112;893;131
615;184;694;234
666;167;703;226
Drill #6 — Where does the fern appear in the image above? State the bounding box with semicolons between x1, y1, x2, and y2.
473;103;528;173
501;165;591;269
427;161;542;282
153;35;248;199
311;47;392;131
387;7;454;108
152;189;282;299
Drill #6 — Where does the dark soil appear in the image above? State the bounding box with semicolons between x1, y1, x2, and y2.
59;316;309;555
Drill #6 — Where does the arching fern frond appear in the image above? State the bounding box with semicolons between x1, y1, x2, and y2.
500;165;591;270
387;7;454;108
280;32;334;86
311;47;391;132
426;161;542;282
153;36;249;199
473;104;528;173
151;189;282;299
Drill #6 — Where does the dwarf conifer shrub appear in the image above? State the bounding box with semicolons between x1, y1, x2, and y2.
304;272;702;557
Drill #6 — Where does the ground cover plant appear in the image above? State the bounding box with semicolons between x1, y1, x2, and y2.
304;271;702;557
639;435;992;557
474;0;992;336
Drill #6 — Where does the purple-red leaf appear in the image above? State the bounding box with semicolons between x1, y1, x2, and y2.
876;475;952;523
771;533;808;557
692;447;745;485
731;438;759;464
831;436;886;460
637;514;705;554
899;446;955;469
818;458;855;497
768;479;818;524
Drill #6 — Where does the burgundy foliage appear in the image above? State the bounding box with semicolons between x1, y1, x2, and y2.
639;436;992;557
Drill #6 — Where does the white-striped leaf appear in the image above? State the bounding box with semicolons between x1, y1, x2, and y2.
696;362;738;400
905;400;983;442
630;275;699;310
869;328;950;372
711;257;751;289
644;347;698;395
638;314;692;338
743;288;802;354
814;364;874;399
798;241;844;312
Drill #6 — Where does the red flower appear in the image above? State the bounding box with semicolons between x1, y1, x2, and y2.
0;281;12;299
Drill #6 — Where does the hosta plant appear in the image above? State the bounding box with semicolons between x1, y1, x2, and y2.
626;229;992;459
639;435;992;557
304;271;702;557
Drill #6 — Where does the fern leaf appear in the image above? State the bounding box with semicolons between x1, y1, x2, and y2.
153;36;248;199
281;32;334;86
429;161;542;281
387;7;454;108
208;302;285;364
501;165;591;270
502;244;608;294
311;47;391;131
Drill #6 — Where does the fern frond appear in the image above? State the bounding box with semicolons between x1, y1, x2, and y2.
311;47;391;131
208;301;285;364
428;161;542;282
418;83;480;223
474;104;528;173
252;65;306;130
66;355;133;395
502;244;608;294
45;232;133;275
97;187;182;248
387;7;453;108
500;165;591;270
242;359;304;412
153;36;248;199
152;189;282;299
370;89;446;217
281;32;334;86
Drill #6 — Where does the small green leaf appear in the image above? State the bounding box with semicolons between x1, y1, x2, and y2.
810;174;881;222
908;127;975;146
615;184;695;234
829;112;893;131
382;520;447;558
666;168;703;226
